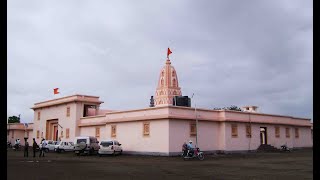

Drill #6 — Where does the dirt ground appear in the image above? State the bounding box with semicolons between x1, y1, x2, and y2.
7;148;313;180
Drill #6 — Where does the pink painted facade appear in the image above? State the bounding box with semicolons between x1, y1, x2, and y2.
7;123;34;146
8;57;313;155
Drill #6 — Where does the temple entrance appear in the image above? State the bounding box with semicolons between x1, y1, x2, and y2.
260;127;267;144
46;119;58;140
53;125;58;141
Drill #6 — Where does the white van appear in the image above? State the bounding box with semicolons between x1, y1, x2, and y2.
74;136;100;155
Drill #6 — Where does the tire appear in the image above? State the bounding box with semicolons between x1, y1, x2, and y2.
89;148;94;155
61;149;65;153
197;153;204;161
45;148;49;153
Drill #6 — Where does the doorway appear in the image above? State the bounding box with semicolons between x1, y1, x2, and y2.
260;127;267;144
53;125;58;141
46;119;58;140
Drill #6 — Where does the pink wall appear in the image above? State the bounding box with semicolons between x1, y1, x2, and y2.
223;122;313;151
224;123;261;151
104;120;169;154
79;125;106;142
169;120;221;153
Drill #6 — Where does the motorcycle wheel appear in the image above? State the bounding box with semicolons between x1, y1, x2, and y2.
197;153;204;160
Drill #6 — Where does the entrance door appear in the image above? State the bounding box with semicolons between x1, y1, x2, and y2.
260;127;267;144
53;126;58;141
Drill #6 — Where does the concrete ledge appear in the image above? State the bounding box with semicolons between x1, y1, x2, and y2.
291;147;313;150
123;151;169;156
121;147;311;156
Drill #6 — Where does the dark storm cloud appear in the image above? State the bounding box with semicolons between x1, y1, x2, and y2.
8;0;312;123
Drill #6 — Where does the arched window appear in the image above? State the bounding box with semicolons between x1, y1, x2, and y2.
161;71;164;77
172;71;175;77
161;78;164;86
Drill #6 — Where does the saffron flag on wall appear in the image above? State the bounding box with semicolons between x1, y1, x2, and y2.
54;88;60;95
167;48;172;58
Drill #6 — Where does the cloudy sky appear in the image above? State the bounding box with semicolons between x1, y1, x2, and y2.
8;0;313;123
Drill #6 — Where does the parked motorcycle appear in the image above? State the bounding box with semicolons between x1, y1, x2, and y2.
13;144;21;151
280;144;291;152
182;147;204;160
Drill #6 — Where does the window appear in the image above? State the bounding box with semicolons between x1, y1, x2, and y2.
275;126;280;138
295;128;299;138
77;138;87;144
246;124;251;138
190;122;196;136
66;128;70;138
101;141;113;147
37;111;41;120
172;79;176;86
96;127;100;138
286;128;290;138
66;107;70;117
246;107;249;110
143;122;150;136
111;125;116;137
231;124;238;138
61;130;64;138
36;130;39;139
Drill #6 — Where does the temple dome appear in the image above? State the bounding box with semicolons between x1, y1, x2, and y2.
154;59;182;106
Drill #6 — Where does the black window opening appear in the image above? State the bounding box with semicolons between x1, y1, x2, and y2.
83;104;97;117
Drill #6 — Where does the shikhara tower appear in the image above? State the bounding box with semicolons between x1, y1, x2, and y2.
154;58;182;106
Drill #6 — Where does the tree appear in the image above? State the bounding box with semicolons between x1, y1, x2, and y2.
227;105;242;111
8;116;20;123
213;105;242;112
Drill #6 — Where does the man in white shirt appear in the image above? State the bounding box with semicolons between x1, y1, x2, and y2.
39;138;47;157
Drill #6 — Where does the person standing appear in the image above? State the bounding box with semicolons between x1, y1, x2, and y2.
39;138;47;157
24;138;29;157
32;138;37;158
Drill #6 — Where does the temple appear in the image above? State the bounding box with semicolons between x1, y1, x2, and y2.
7;55;313;155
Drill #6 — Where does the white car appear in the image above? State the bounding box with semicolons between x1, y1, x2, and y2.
44;140;58;152
54;141;74;153
98;140;122;156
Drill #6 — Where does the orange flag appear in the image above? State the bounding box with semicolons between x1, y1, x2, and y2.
167;48;172;58
53;88;59;95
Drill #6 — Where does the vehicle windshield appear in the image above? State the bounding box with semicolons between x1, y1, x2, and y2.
55;141;60;145
100;141;113;147
77;139;87;144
